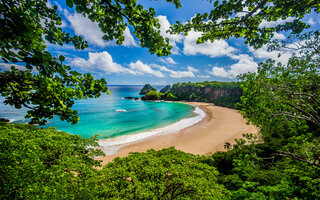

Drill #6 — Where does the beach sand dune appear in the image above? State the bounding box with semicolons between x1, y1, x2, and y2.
99;102;259;165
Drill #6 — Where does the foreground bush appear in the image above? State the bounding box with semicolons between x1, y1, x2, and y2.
97;147;230;199
0;123;230;199
0;123;103;199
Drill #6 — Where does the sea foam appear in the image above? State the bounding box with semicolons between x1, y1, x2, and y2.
98;106;206;155
115;109;127;112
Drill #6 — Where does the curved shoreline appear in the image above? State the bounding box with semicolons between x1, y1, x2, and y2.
98;102;259;165
98;104;205;155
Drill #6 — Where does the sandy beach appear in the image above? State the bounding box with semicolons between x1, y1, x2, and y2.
98;102;259;165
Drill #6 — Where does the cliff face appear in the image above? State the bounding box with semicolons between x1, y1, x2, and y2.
172;85;241;100
140;81;242;108
204;87;242;101
171;83;242;108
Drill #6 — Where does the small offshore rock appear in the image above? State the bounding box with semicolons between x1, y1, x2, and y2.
0;118;10;123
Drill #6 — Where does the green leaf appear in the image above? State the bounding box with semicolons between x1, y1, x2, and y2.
66;0;73;8
59;55;65;62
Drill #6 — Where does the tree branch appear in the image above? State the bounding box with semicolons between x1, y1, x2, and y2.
273;150;320;167
100;0;145;38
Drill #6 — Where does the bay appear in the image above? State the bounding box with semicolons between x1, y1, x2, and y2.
0;85;196;139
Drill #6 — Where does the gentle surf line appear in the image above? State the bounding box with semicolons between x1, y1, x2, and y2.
98;106;206;155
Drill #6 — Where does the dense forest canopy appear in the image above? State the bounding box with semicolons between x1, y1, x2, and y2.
1;0;320;199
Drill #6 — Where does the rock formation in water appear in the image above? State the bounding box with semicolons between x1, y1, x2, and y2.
0;118;10;123
139;84;156;95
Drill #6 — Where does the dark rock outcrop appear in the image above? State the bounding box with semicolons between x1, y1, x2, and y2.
139;84;156;95
0;118;10;122
28;120;47;125
160;85;171;93
124;97;141;100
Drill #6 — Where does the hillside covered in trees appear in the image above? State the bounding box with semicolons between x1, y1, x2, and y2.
142;81;242;108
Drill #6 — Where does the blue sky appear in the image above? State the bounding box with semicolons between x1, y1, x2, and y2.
13;0;320;85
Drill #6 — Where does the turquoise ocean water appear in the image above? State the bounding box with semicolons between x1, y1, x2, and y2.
0;85;196;139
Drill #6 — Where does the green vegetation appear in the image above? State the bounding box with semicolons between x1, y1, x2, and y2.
159;85;172;93
0;0;180;124
0;122;230;199
161;92;178;101
209;133;320;200
149;81;241;108
214;94;241;109
129;1;320;198
209;32;320;200
139;84;157;95
172;81;241;89
1;0;320;199
141;90;177;101
97;148;230;199
0;122;104;199
170;0;319;49
141;90;160;100
171;81;241;108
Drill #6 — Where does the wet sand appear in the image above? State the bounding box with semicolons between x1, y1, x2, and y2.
98;102;259;165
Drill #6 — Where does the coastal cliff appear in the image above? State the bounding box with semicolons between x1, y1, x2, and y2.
141;81;242;108
170;82;241;108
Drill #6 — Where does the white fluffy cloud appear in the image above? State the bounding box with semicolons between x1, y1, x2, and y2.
72;52;167;77
159;57;177;65
71;51;134;74
272;32;286;40
183;30;236;58
259;17;295;28
210;54;258;78
129;61;164;77
153;64;197;78
248;45;292;65
65;11;137;47
70;52;202;79
0;63;33;72
156;15;236;58
169;70;195;78
235;7;249;17
71;52;199;78
210;67;230;78
156;15;184;54
122;27;137;47
187;66;198;72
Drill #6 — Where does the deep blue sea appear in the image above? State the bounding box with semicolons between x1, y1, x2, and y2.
0;85;196;139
